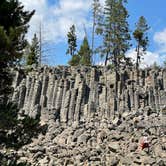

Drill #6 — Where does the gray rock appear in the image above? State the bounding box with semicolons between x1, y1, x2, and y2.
108;142;120;153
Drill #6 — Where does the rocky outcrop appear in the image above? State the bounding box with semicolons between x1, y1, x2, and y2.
9;66;166;165
12;66;166;121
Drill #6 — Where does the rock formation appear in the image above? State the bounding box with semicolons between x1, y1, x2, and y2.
7;66;166;165
12;66;166;121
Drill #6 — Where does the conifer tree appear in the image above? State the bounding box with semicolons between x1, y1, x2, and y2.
0;0;34;103
92;0;102;64
97;0;131;113
133;16;150;85
66;25;77;56
79;37;92;66
26;34;40;66
0;2;42;161
0;0;35;68
66;24;80;66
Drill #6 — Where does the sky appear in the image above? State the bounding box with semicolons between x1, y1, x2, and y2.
20;0;166;67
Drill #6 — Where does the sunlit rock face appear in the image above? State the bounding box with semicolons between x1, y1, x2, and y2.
11;66;166;165
12;66;166;121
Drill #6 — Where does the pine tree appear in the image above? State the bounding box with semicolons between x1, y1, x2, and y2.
133;16;150;85
66;25;77;56
0;0;35;67
0;0;34;103
98;0;131;113
79;37;92;66
92;0;102;64
68;55;81;66
26;34;40;66
66;25;80;66
0;1;42;159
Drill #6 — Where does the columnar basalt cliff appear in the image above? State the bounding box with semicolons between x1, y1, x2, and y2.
9;66;166;165
12;66;166;121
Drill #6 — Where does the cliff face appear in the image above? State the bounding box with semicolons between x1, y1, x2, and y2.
9;66;166;165
12;66;166;123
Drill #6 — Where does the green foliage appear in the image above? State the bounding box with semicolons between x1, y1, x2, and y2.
92;0;101;19
6;115;41;149
96;0;131;113
0;26;9;55
0;68;13;104
68;54;80;66
66;25;77;56
0;0;35;68
0;102;18;130
96;0;131;66
68;36;92;66
78;37;92;66
0;2;43;163
133;16;149;85
0;102;43;150
133;16;150;56
0;0;34;105
21;115;40;132
26;34;40;66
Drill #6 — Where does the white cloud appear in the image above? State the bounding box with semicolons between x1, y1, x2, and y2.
20;0;94;43
20;0;47;41
126;49;163;68
126;28;166;68
154;28;166;46
154;28;166;54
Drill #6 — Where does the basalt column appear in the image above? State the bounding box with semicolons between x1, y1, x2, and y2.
68;89;77;125
55;80;64;113
23;76;32;110
40;75;49;108
47;74;56;108
30;80;42;109
88;69;98;118
26;75;36;113
18;79;26;109
60;79;70;124
74;81;85;124
163;70;166;89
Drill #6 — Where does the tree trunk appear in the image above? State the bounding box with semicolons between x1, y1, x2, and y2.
136;44;140;85
113;55;118;116
105;52;109;66
91;16;95;65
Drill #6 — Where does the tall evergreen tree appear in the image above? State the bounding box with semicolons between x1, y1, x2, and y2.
26;33;40;66
66;25;77;56
66;25;80;66
92;0;102;64
133;16;149;85
0;0;34;103
0;2;42;162
79;37;92;66
98;0;131;113
0;0;35;68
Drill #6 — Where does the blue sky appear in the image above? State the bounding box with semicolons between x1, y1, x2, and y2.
20;0;166;66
